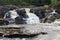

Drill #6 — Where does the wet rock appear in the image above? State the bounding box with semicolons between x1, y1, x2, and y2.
0;23;59;40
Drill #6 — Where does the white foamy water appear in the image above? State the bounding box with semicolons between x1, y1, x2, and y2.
25;8;40;24
4;10;19;19
3;8;40;24
3;10;19;24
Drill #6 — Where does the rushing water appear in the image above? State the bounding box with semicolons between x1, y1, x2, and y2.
3;8;40;24
25;8;40;24
2;8;60;40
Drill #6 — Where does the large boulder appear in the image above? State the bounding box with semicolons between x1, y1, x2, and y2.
30;7;46;19
0;5;19;18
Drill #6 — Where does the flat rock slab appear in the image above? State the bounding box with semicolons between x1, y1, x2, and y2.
0;23;60;34
0;23;60;40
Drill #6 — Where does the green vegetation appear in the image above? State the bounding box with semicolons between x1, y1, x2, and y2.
51;0;60;4
0;0;59;6
50;0;60;8
0;0;51;6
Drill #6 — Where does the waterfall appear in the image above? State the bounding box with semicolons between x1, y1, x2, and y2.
3;8;40;24
3;10;19;24
50;10;58;14
24;8;40;24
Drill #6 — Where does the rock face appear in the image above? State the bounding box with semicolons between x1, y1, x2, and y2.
0;24;42;35
0;23;60;40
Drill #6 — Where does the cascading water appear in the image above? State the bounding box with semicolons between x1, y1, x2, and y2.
24;8;40;24
3;10;19;24
3;8;40;25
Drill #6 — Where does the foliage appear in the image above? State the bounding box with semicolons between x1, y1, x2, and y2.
50;0;60;8
0;0;51;6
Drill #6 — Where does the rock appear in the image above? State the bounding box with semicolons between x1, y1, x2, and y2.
0;23;59;40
